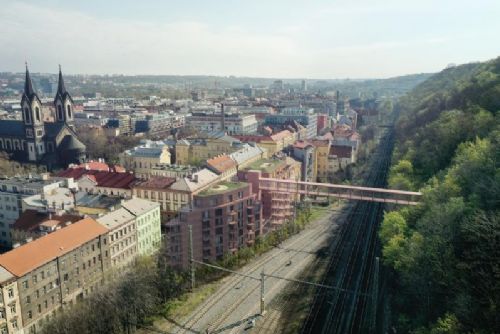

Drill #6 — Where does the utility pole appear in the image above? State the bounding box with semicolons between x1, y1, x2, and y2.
370;257;380;333
189;225;195;291
260;268;266;315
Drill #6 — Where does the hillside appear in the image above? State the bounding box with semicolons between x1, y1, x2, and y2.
381;57;499;333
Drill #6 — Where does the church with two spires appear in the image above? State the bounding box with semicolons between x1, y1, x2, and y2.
0;66;86;170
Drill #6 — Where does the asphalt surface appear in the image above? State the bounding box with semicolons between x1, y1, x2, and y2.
168;206;347;334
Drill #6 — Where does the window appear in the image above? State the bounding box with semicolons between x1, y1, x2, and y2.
22;281;29;289
10;305;15;314
58;105;63;120
7;288;13;298
35;107;40;122
28;311;32;319
26;296;31;304
24;107;30;123
67;105;72;118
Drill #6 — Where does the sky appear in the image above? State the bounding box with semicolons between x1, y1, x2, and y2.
0;0;499;79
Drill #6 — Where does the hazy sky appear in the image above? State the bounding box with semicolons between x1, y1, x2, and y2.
1;0;499;78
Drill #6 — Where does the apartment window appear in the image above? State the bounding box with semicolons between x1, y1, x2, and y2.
41;271;45;279
12;320;17;329
28;310;32;319
44;300;48;308
22;280;29;289
37;304;41;313
10;305;15;314
36;290;39;298
7;289;13;298
0;311;4;319
26;296;31;304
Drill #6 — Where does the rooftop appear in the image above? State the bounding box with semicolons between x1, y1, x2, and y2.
75;192;122;210
12;210;82;233
170;168;220;193
57;168;137;189
197;181;248;196
134;177;176;190
0;218;107;277
97;207;135;230
122;197;159;216
245;158;284;173
206;155;237;174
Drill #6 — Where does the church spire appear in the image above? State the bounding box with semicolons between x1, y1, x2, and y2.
24;62;36;98
57;64;67;96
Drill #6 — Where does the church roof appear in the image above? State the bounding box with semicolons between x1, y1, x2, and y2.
22;65;40;105
0;120;24;136
60;135;86;151
54;66;73;104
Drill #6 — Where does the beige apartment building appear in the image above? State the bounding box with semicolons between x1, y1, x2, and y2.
0;218;109;334
175;133;242;165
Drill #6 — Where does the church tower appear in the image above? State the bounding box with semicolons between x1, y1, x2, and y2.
21;63;45;161
54;65;74;126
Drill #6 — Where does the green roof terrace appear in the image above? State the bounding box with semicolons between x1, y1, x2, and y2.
197;181;248;196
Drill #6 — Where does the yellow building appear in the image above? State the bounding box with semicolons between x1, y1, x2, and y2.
175;133;242;165
120;140;171;178
233;130;297;156
311;139;331;182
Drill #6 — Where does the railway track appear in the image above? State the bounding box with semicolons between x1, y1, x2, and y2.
170;209;337;333
302;129;394;334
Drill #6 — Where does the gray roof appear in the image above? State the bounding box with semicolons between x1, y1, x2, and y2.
230;144;266;165
0;265;15;283
0;120;25;136
122;197;159;216
97;207;135;230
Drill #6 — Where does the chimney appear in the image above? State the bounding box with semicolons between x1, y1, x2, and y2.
221;103;225;134
193;174;199;183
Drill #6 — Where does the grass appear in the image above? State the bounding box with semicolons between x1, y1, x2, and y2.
161;282;220;319
198;181;247;196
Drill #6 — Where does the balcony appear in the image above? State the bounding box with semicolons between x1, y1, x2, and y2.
228;220;237;225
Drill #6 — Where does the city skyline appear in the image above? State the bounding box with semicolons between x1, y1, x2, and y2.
0;0;499;79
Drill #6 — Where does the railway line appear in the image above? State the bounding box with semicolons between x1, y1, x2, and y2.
168;206;347;334
301;129;394;334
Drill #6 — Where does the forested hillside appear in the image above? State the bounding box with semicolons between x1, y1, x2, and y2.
381;57;499;333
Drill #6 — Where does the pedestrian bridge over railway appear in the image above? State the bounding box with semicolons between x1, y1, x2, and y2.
259;178;421;205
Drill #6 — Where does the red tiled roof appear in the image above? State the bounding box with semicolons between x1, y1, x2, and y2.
77;161;126;172
207;155;237;174
133;176;176;190
0;218;107;277
270;130;292;141
57;168;137;189
12;210;82;233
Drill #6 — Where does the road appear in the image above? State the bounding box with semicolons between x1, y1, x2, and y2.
167;205;349;334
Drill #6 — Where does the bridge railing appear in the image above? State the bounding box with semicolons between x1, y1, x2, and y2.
259;178;421;205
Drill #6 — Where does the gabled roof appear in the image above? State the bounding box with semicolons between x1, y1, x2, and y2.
57;168;137;189
121;197;159;216
170;168;219;193
97;207;135;230
133;177;176;190
207;155;237;174
0;218;107;277
12;210;82;233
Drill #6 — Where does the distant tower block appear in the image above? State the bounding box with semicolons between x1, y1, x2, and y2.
301;79;307;92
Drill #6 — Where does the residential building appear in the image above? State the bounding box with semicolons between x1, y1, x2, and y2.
186;112;258;135
175;132;242;165
237;157;301;230
148;164;199;179
0;266;23;334
97;208;137;268
122;198;161;256
229;143;267;169
0;218;109;334
206;155;237;181
74;193;123;217
132;169;220;221
0;176;69;247
120;140;171;178
233;129;297;156
264;107;317;138
10;210;82;246
57;168;138;198
165;181;262;268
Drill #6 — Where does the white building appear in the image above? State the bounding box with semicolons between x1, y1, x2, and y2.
186;112;258;135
